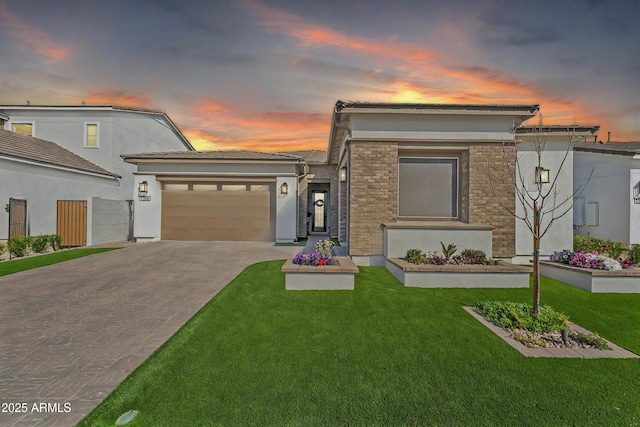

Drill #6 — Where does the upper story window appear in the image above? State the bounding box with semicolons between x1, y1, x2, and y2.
85;123;98;148
398;157;459;218
12;123;33;136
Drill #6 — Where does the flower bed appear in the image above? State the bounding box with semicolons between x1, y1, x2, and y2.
540;260;640;293
281;256;359;290
549;249;633;271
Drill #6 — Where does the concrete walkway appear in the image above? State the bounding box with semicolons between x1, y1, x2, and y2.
0;241;299;427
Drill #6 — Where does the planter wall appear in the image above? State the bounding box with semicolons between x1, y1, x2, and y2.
386;258;531;288
281;256;359;290
540;260;640;293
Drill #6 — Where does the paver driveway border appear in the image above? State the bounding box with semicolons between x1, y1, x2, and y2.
0;241;300;427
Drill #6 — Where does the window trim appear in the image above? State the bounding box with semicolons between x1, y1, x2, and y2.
10;121;35;137
84;122;99;148
397;156;460;219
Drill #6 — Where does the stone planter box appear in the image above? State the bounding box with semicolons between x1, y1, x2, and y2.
281;256;359;290
386;258;531;288
540;260;640;293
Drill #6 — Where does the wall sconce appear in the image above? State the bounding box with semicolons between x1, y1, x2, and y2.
138;181;149;196
280;182;289;196
534;166;550;184
339;166;347;182
634;182;640;204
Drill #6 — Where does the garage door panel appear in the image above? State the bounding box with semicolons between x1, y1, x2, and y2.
161;190;275;241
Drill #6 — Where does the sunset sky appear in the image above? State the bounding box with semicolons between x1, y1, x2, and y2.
1;0;638;151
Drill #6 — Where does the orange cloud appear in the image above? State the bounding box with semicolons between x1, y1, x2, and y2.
83;90;151;107
0;5;72;63
183;99;331;151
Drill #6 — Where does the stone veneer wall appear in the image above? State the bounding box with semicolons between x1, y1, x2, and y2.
349;143;398;256
468;144;516;257
297;164;339;238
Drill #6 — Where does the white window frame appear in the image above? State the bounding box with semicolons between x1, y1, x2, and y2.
10;121;35;137
398;156;460;219
84;122;99;148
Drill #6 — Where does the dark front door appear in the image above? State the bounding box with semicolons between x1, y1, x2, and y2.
311;191;327;233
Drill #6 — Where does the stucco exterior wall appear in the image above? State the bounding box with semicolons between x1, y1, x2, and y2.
0;158;121;243
348;142;398;256
574;151;632;243
514;138;575;257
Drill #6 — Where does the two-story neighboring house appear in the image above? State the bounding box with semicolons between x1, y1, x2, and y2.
0;105;193;246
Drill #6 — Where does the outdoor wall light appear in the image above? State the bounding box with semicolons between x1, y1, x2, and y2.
138;181;149;196
634;182;640;204
534;166;550;184
339;166;347;182
280;182;289;196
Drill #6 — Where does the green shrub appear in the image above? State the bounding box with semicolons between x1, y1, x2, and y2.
31;235;49;253
8;236;30;257
314;239;335;257
440;242;457;259
48;234;63;251
573;235;605;253
474;301;568;333
628;244;640;264
458;249;488;265
569;331;611;350
603;239;627;259
403;248;427;264
0;242;6;255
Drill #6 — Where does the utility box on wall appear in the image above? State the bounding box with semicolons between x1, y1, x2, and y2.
585;202;599;226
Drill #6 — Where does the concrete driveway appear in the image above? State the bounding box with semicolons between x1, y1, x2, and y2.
0;241;299;427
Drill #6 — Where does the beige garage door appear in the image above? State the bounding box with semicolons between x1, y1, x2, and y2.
161;191;275;241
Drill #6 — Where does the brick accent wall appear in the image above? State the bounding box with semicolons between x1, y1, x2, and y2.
349;142;398;255
468;144;516;257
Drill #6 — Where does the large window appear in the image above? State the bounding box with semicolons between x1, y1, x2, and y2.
398;157;458;218
12;123;33;136
85;123;98;147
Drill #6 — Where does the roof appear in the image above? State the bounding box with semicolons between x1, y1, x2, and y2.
122;150;305;162
516;125;600;134
573;141;640;156
0;129;120;178
278;150;327;164
334;100;540;115
0;105;194;151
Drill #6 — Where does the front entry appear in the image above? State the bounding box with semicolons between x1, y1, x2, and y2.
311;190;327;233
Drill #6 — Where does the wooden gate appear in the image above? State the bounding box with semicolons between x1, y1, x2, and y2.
57;200;87;247
8;198;27;239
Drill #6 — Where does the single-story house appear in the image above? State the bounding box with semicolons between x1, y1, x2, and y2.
124;101;597;265
573;141;640;245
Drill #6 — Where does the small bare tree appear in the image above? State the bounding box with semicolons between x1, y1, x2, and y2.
490;114;594;314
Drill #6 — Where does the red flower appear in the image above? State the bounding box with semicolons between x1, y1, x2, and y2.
317;259;327;266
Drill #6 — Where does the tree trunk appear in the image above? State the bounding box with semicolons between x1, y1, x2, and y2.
532;201;541;314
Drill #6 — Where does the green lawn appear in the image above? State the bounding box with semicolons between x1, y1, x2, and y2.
0;248;119;276
79;262;640;426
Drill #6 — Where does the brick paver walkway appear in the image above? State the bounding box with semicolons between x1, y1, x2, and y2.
0;241;299;427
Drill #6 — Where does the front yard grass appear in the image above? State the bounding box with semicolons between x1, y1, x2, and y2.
0;248;119;277
79;262;640;426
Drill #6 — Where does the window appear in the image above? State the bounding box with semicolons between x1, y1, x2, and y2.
85;123;98;147
398;157;458;218
12;123;33;136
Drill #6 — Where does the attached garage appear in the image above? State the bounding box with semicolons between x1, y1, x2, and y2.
161;184;276;241
123;150;302;243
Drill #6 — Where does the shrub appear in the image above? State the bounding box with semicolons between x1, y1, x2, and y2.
48;234;63;251
0;242;6;255
31;235;49;253
573;235;604;253
403;248;427;265
440;242;457;259
425;252;447;265
8;236;30;257
628;244;640;264
603;239;627;259
457;248;488;265
569;331;611;350
314;239;335;257
474;301;568;333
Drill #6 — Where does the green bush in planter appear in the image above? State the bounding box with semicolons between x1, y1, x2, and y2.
48;234;63;251
8;236;30;257
0;242;6;255
628;244;640;265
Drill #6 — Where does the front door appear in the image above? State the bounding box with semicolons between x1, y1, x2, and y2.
311;190;327;233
